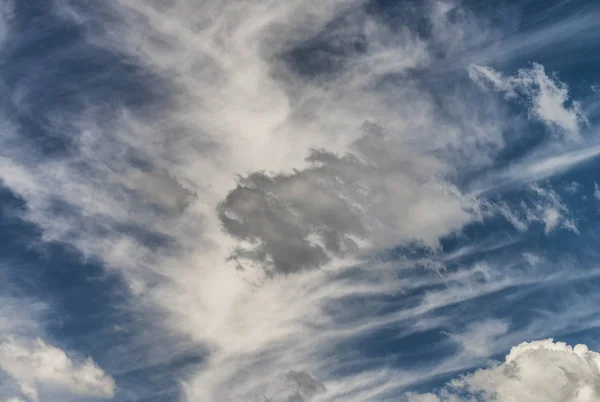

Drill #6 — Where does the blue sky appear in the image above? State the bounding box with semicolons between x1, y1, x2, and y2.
1;0;600;401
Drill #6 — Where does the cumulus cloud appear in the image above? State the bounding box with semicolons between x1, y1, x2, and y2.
408;339;600;402
469;63;586;139
0;338;115;402
0;292;109;401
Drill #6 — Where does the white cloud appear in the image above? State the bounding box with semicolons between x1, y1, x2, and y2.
0;1;13;47
594;182;600;201
492;184;577;234
446;320;509;358
0;338;115;402
0;0;593;401
409;339;600;402
527;184;578;234
469;63;585;139
471;143;600;195
522;252;541;266
496;201;529;232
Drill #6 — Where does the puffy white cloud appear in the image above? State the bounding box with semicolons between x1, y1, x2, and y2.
0;338;115;402
409;339;600;402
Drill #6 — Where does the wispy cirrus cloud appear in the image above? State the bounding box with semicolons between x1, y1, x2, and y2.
469;62;586;139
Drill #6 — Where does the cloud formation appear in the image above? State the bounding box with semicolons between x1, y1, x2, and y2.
495;184;577;234
469;63;586;139
408;339;600;402
0;338;114;402
0;0;596;401
219;139;472;274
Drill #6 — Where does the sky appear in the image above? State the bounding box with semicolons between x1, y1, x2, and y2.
0;0;600;401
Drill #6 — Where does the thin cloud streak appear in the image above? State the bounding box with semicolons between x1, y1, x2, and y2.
470;142;600;196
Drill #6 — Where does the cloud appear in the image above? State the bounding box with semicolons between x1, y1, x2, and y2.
469;63;585;139
0;338;115;402
594;182;600;201
492;184;577;234
0;0;13;47
0;300;45;340
527;184;578;233
469;8;600;69
408;339;600;402
522;252;541;266
283;371;326;402
471;143;600;195
219;141;472;275
407;394;442;402
0;0;596;401
446;320;509;358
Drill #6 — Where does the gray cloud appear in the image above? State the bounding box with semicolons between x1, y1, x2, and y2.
285;371;326;401
218;150;366;274
219;124;472;274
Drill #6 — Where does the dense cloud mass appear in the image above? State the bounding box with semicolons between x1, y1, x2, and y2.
408;339;600;402
219;134;471;274
0;0;599;401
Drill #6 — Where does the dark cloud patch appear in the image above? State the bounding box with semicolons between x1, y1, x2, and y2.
284;371;326;402
218;123;470;275
218;149;367;274
218;124;467;274
286;371;326;395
